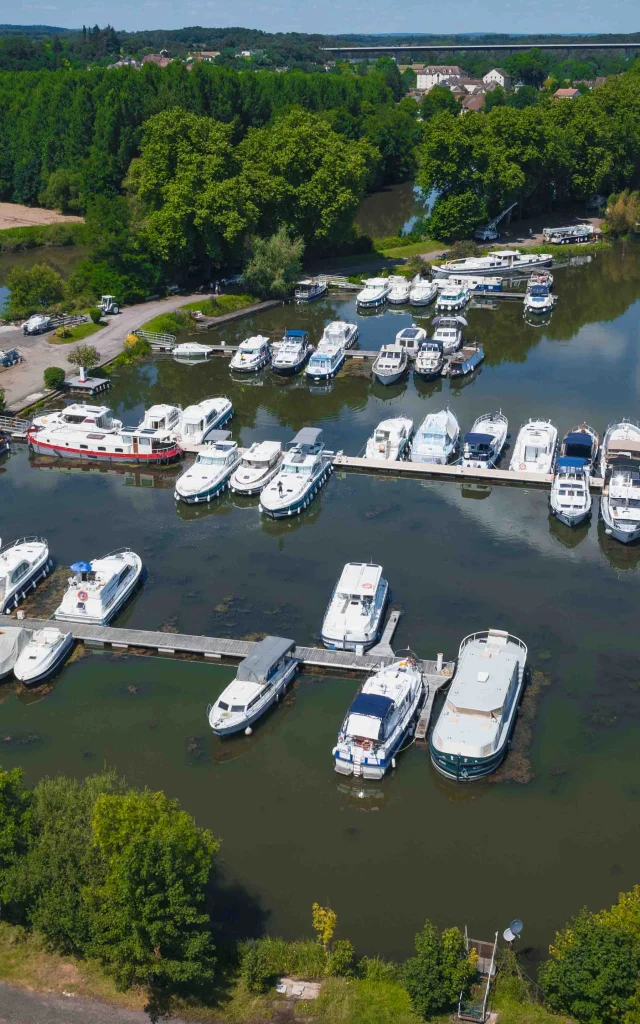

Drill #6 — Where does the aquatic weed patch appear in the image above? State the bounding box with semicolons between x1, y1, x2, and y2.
488;670;551;785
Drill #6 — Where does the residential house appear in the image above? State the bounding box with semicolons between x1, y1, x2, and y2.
416;65;464;90
189;50;220;62
462;93;486;113
554;87;581;100
483;68;512;90
573;77;606;89
459;78;486;94
142;54;172;68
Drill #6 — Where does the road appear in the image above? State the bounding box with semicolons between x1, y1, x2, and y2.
0;292;203;413
0;983;193;1024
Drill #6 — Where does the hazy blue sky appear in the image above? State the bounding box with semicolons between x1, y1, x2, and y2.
7;0;640;35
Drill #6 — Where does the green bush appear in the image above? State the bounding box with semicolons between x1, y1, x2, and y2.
326;939;356;977
43;366;66;390
141;311;190;335
109;338;151;367
88;307;102;324
240;937;328;993
359;955;400;983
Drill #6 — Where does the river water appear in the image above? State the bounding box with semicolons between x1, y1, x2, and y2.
2;244;640;959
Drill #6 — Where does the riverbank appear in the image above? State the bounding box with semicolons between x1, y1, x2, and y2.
0;202;84;231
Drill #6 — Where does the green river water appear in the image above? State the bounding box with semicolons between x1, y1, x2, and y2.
1;243;640;959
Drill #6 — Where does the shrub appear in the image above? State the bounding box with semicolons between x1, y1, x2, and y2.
605;190;640;237
88;308;102;324
110;338;151;367
326;938;356;977
6;263;65;318
402;919;477;1019
54;325;71;339
243;228;305;299
43;367;65;390
240;937;328;993
68;344;100;370
359;955;401;983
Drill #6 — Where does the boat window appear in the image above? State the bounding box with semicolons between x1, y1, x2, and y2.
138;436;151;447
79;444;88;449
10;561;30;584
198;454;226;466
422;432;444;444
115;448;123;453
217;700;229;710
231;704;245;713
98;447;106;452
524;446;541;462
117;565;132;584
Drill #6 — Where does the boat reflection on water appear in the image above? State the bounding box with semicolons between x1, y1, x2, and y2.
597;518;640;572
336;779;391;812
259;499;323;537
28;454;181;488
548;510;590;549
449;365;483;394
523;312;553;330
174;492;235;521
308;380;336;396
460;482;492;501
413;375;444;400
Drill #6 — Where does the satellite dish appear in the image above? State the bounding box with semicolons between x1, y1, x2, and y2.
503;928;515;942
503;919;523;943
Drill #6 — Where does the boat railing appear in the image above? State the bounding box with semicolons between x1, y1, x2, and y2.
101;547;134;560
459;630;528;660
0;535;48;553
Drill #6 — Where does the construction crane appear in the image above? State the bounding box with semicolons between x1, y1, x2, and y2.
475;202;518;242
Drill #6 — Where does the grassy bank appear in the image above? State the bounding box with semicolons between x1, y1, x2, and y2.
521;241;611;260
0;222;87;252
140;294;258;335
47;321;103;344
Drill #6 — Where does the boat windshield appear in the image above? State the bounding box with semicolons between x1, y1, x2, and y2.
283;463;312;474
524;445;543;461
244;459;267;469
529;285;549;297
198;454;228;466
374;431;390;442
421;432;445;444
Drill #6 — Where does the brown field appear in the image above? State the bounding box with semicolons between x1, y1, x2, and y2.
0;202;84;230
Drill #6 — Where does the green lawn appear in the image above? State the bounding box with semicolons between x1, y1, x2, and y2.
180;294;257;315
47;321;104;344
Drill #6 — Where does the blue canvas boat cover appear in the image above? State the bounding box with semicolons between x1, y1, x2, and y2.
464;432;494;446
563;432;593;453
349;692;394;719
285;329;308;338
557;456;587;469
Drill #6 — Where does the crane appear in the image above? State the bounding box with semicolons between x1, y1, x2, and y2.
475;202;518;242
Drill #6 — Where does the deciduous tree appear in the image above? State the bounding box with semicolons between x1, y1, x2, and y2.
7;264;64;318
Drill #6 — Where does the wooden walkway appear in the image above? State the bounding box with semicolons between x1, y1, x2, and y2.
369;609;402;658
0;614;452;679
333;454;605;491
415;666;454;742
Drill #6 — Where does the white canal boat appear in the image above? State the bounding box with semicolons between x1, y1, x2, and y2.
411;409;460;465
524;271;555;315
409;275;438;306
395;324;427;356
260;428;334;518
55;550;142;625
432;316;465;354
320;320;358;350
432;249;553;279
446;342;484;378
230;441;283;495
430;629;528;781
295;278;327;301
32;402;122;433
305;338;346;381
0;536;50;613
436;282;471;313
509;419;558;474
172;342;214;362
387;275;411;305
364;417;413;461
414;340;444;379
0;626;30;680
137;404;181;434
550;463;592;527
207;636;299;736
321;562;388;651
461;411;508;469
356;278;391;309
174;431;241;503
333;655;424;779
230;336;271;373
271;330;311;375
600;421;640;544
13;628;74;686
372;344;408;386
176;398;233;446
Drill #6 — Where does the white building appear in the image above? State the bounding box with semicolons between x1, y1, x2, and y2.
416;65;464;90
483;68;512;90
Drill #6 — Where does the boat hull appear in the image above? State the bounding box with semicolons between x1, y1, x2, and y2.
433;256;553;278
550;505;591;527
373;367;406;386
305;354;346;381
16;634;74;686
272;357;307;376
209;661;298;736
430;741;508;781
1;556;51;614
229;355;270;373
175;471;235;504
334;715;415;780
260;463;333;518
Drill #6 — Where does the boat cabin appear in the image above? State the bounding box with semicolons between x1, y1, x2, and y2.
218;636;297;712
195;431;237;467
139;404;181;432
346;692;394;743
462;433;495;462
560;431;595;464
58;404;119;431
395;327;425;354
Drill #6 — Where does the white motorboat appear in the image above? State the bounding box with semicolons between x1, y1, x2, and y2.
13;628;74;685
176;398;233;445
0;536;50;613
550;460;591;526
207;636;299;736
524;271;556;314
414;340;444;379
356;278;390;309
558;424;599;474
260;428;334;518
0;626;30;680
409;275;438;306
599;421;640;543
230;336;271;373
509;419;558;474
174;431;241;503
461;411;508;469
295;278;327;301
430;629;528;781
305;339;346;381
411;409;460;464
55;549;142;625
27;403;182;465
364;417;413;461
446;343;485;378
271;330;311;375
137;404;181;434
333;654;424;779
436;282;470;312
372;345;408;386
432;316;465;354
387;275;411;305
432;249;553;278
22;313;52;335
395;324;427;355
230;441;283;495
321;562;389;651
172;342;214;361
319;321;358;350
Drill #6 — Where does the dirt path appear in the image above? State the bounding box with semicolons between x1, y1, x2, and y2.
0;203;84;231
0;982;189;1024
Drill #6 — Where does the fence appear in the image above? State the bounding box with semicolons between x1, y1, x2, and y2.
134;329;176;348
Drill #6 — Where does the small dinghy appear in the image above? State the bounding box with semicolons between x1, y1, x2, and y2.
207;636;299;736
430;629;528;781
321;562;388;651
599;421;640;544
13;627;73;685
409;275;438;306
230;441;283;495
174;431;241;503
432;316;465;354
55;550;142;625
0;626;30;680
395;324;427;356
414;340;444;379
230;336;270;373
372;345;408;386
436;282;470;312
333;654;424;779
365;417;413;461
509;419;558;474
446;342;484;378
412;409;460;464
461;411;508;469
271;330;311;375
260;428;335;518
0;536;50;613
172;342;213;362
387;275;411;305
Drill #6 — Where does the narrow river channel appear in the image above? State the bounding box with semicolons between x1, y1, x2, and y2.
1;243;640;960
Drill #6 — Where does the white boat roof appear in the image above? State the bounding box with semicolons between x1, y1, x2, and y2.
31;627;66;647
314;341;341;356
89;551;136;580
243;440;281;461
448;633;522;715
417;409;457;433
146;404;177;418
363;277;388;286
62;403;112;418
489;249;522;256
346;660;419;740
337;562;382;596
238;335;268;349
0;539;47;576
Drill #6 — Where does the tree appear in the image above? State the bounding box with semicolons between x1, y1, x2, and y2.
87;788;218;991
420;85;459;121
507;85;540;110
0;767;31;916
606;190;640;236
428;191;487;241
484;86;507;112
362;104;421;187
6;264;64;318
312;902;337;950
505;49;549;87
243;228;304;298
374;56;403;101
38;168;83;214
44;366;66;390
68;344;100;370
403;919;476;1019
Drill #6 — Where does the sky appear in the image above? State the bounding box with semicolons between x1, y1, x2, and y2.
6;0;640;35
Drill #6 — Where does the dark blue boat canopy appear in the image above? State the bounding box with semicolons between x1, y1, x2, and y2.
285;329;308;337
349;692;394;719
464;432;494;446
557;456;588;469
563;432;593;453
